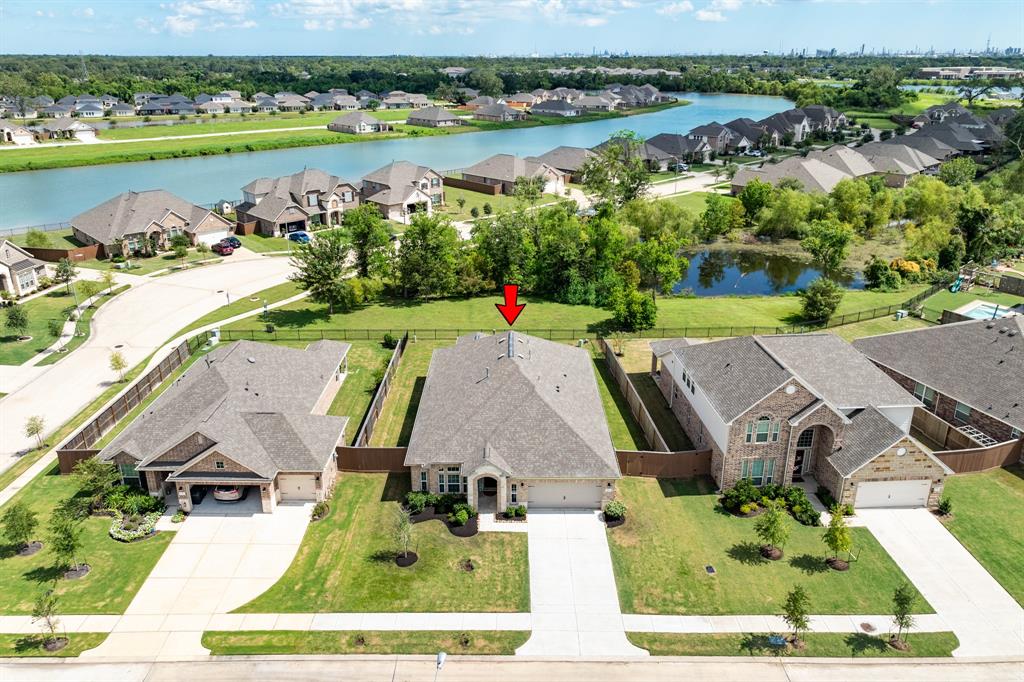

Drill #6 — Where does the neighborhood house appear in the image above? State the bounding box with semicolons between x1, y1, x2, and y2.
235;168;359;236
0;240;48;297
360;160;445;224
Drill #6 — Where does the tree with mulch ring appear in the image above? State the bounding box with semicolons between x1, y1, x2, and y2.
782;584;811;649
754;500;789;561
393;507;417;567
32;589;68;652
603;500;627;528
311;501;330;522
48;512;90;579
733;502;764;519
822;505;852;571
889;582;916;651
3;501;42;557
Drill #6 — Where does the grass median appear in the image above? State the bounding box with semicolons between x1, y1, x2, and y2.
202;630;529;656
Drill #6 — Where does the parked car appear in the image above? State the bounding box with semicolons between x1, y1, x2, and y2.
211;242;234;256
222;236;241;249
748;149;764;157
288;231;311;244
212;485;248;502
190;485;207;505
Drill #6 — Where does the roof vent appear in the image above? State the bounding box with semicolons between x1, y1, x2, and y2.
999;327;1008;334
986;321;996;328
247;357;256;363
507;331;516;359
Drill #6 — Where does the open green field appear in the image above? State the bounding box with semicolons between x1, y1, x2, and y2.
629;632;958;657
0;633;108;657
941;465;1024;605
0;460;173;614
608;477;933;615
203;630;529;656
435;186;562;221
1;282;95;365
663;192;733;214
236;472;530;613
235;233;294;253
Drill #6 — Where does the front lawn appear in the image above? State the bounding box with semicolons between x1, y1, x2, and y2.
1;282;91;365
236;233;294;253
202;630;529;656
77;249;217;275
0;632;108;657
435;186;562;221
35;284;131;366
629;631;958;657
608;477;932;615
941;465;1024;605
236;472;529;613
0;462;173;614
326;341;394;444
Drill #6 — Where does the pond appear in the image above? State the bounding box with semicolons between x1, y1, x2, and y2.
673;249;863;296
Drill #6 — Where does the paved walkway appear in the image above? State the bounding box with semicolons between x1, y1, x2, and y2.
859;508;1024;658
516;510;647;657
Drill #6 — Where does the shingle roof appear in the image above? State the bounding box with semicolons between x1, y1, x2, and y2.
239;169;355;222
99;340;350;477
884;134;958;161
857;142;941;174
530;99;579;113
404;332;620;479
646;133;710;157
526;146;595;172
70;190;229;245
407;106;460;123
329;111;383;128
0;240;45;270
806;145;877;177
826;406;906;476
474;103;523;118
732;157;850;194
361;160;437;189
853;318;1024;431
463;154;556;183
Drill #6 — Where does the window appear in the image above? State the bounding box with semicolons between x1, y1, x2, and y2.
446;466;461;492
741;459;775;486
306;194;317;207
796;429;814;448
913;382;936;409
118;463;139;483
954;402;971;424
510;483;518;504
771;421;781;442
431;194;441;205
462;476;468;493
215;460;225;469
420;470;427;492
437;472;445;493
431;177;440;187
755;418;771;443
343;191;353;202
746;418;778;444
1011;428;1022;440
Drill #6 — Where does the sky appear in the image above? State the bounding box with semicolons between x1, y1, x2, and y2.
0;0;1021;57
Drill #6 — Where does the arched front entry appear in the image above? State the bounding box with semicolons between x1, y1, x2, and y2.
793;424;835;481
476;476;499;512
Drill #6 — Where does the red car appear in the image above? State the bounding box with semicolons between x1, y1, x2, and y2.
211;242;234;256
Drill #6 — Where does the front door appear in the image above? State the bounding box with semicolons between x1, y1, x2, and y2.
794;428;814;478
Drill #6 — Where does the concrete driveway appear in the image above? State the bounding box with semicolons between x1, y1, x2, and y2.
0;255;293;470
859;508;1024;657
516;510;647;657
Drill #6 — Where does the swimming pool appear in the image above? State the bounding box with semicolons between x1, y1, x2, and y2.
960;301;1022;320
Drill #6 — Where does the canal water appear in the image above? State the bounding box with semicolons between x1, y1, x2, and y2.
0;92;791;229
673;249;864;296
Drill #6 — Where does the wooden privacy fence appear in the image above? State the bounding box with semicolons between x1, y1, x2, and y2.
336;446;409;472
599;338;670;452
442;176;501;195
937;439;1023;474
351;332;408;448
616;449;712;478
57;449;99;475
911;408;979;451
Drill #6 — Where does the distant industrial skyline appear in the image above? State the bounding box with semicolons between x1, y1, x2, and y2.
1;0;1021;58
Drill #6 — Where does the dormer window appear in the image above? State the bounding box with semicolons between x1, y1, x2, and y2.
306;194;317;207
215;460;225;469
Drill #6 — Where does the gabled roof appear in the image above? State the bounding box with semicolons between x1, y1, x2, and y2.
407;106;460;123
0;240;45;270
240;169;356;222
806;145;876;177
827;407;907;477
725;117;771;142
732;156;850;194
99;340;350;477
404;332;619;479
466;95;496;106
646;133;710;157
853;318;1024;431
70;189;229;245
362;160;438;189
474;103;522;118
884;133;958;161
527;146;595;172
530;99;579;113
857;142;941;174
329;111;384;128
463;154;557;183
689;122;729;137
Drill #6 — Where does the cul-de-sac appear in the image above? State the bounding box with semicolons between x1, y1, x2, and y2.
0;3;1022;680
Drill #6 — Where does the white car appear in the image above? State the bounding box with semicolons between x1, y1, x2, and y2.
212;485;248;502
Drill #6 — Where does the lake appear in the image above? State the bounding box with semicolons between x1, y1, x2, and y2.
0;92;791;230
673;249;863;297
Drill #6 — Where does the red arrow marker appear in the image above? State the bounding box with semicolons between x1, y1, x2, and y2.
495;284;526;326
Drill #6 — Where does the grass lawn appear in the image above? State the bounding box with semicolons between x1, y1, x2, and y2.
589;347;648;451
326;341;394;444
7;228;84;250
663;192;732;214
236;233;294;253
941;465;1024;605
221;287;927;340
608;477;933;615
0;461;173;614
202;630;528;656
920;288;1024;321
0;633;108;657
369;340;441;447
614;341;694;451
77;249;217;275
36;285;131;367
172;281;304;339
0;282;90;366
829;314;933;342
435;186;561;221
236;472;530;613
629;632;958;657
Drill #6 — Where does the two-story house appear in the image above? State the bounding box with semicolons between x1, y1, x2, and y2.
652;333;950;509
235;169;360;236
360;161;445;224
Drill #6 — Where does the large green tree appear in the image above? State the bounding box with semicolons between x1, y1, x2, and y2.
395;214;460;298
580;131;652;207
800;217;854;271
288;229;353;314
344;205;392;278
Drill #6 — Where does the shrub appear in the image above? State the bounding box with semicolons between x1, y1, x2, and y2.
171;510;186;524
514;504;526;517
470;206;480;218
937;496;953;516
864;256;902;291
721;478;761;511
108;511;160;542
405;491;435;515
505;506;517;518
799;277;844;322
382;332;398;349
739;502;759;515
724;480;820;526
105;486;164;516
433;493;465;514
604;500;627;520
448;509;470;527
451;502;477;519
311;501;329;520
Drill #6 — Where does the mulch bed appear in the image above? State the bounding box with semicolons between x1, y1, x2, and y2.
604;515;625;528
760;545;784;561
789;637;807;650
729;507;766;519
16;541;43;557
888;637;910;652
43;638;69;653
826;557;850;572
409;506;446;524
446;516;479;538
63;564;91;580
395;552;418;568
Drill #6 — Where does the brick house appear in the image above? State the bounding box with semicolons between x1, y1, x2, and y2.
97;340;351;514
360;161;444;224
235;169;359;236
404;332;620;512
651;334;950;508
854;318;1024;446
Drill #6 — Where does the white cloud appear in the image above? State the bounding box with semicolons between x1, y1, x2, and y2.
145;0;257;36
72;7;95;17
657;1;694;17
709;0;741;10
694;8;725;21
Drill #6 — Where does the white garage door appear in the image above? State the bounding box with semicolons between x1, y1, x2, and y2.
528;481;603;509
855;480;930;508
197;230;230;246
278;474;317;501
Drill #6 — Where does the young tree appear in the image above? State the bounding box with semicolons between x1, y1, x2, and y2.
109;350;128;382
611;287;657;331
344;205;392;278
822;504;853;563
395;214;460;299
5;304;29;338
48;512;84;573
800;277;844;322
99;269;117;295
393;506;413;560
1;502;39;552
79;279;100;306
891;582;917;647
173;243;188;268
25;229;51;248
71;457;120;506
31;589;61;648
24;415;45;449
456;196;467;212
46;318;65;351
54;258;77;293
512;175;545;205
782;585;811;646
800;217;854;272
754;499;790;558
288;229;353;314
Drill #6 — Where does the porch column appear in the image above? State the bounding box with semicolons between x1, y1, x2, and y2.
496;477;508;513
176;483;193;512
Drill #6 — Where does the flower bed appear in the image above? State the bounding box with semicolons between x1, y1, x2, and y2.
720;479;821;526
108;511;161;542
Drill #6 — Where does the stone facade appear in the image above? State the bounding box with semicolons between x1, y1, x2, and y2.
145;432;216;467
184;451;258;475
838;436;946;508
